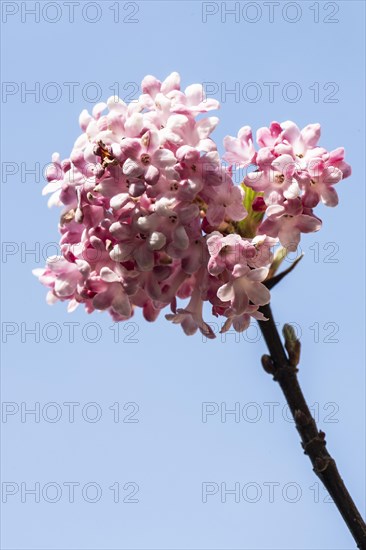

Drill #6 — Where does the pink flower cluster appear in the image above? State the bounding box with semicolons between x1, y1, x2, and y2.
224;121;351;251
34;73;351;337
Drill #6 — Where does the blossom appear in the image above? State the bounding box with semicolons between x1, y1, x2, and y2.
223;126;256;167
258;199;322;251
240;120;351;208
244;152;301;203
32;256;90;311
91;267;132;317
34;73;350;337
301;161;343;208
217;264;271;315
166;287;216;338
207;232;256;276
170;83;220;115
221;305;268;333
205;180;247;226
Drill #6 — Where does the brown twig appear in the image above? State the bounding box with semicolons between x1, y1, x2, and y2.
265;253;304;289
257;303;366;549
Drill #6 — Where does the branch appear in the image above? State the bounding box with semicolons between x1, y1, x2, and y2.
257;303;366;549
265;253;304;290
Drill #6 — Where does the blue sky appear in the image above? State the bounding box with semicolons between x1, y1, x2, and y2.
1;1;365;548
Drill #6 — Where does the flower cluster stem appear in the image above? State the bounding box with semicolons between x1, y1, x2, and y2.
257;303;366;549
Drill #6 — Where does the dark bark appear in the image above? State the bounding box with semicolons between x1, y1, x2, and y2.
257;302;366;549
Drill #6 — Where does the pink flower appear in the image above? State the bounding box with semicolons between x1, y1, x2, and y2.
248;235;278;268
207;232;256;276
206;180;247;226
245;152;300;203
120;130;176;190
256;122;282;148
221;305;268;333
174;147;224;199
33;256;90;307
170;84;220;115
301;160;343;208
92;267;132;318
217;264;271;315
275;121;322;157
323;147;351;179
166;287;216;338
223;126;256;167
34;76;351;337
259;199;322;251
109;222;166;272
161;115;219;152
140;72;181;104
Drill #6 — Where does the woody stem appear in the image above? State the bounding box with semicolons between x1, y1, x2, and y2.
257;302;366;549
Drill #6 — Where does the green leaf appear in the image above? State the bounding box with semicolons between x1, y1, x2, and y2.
236;182;265;238
243;183;257;213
